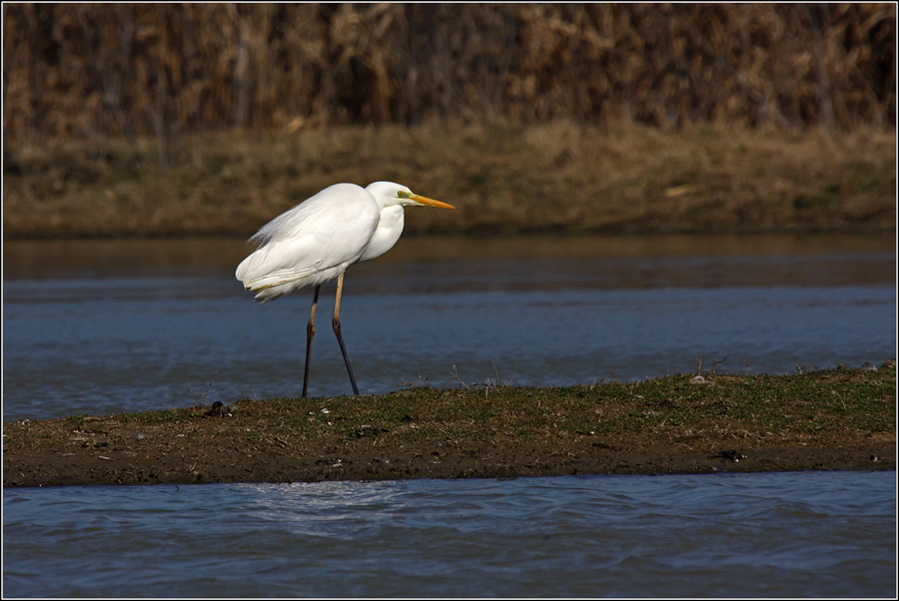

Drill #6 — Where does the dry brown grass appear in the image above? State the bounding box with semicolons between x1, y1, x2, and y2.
4;5;893;238
3;121;895;238
3;4;894;143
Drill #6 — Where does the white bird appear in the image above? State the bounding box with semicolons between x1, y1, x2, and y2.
236;181;455;397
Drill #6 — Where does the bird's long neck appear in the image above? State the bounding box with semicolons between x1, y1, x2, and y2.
360;205;405;262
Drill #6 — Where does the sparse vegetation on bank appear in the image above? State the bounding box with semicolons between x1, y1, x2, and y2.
3;122;895;238
4;363;895;488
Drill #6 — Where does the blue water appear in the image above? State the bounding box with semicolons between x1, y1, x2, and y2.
2;235;896;597
3;472;895;597
3;236;895;421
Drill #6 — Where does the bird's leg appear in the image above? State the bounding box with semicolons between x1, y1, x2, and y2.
332;272;360;395
302;285;321;398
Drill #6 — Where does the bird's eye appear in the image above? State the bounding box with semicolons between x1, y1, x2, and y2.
397;191;411;199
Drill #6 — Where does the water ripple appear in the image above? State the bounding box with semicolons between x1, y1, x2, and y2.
4;471;895;597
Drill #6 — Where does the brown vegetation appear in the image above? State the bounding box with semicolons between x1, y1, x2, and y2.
3;5;895;239
3;3;895;144
3;122;895;238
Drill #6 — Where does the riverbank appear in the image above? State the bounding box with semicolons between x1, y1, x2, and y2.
3;363;894;488
3;122;895;239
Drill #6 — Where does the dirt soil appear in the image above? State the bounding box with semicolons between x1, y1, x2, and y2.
4;365;894;488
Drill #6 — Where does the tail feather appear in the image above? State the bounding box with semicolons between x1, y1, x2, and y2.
236;240;355;302
236;249;316;301
236;238;315;286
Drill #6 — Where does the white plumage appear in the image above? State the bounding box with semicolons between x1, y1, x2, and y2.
236;182;453;301
236;180;455;396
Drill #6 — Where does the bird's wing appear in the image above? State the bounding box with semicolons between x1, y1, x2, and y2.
236;185;380;292
248;183;363;246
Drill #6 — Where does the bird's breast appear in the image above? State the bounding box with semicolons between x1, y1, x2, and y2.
360;206;405;262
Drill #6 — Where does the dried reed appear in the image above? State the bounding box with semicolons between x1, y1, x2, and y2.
3;4;895;144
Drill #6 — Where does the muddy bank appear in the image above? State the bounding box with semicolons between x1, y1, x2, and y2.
3;364;894;488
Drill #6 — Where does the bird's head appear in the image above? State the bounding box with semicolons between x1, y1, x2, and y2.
365;181;456;210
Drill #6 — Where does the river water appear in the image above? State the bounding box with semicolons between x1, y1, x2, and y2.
2;233;896;596
2;234;895;420
3;472;895;597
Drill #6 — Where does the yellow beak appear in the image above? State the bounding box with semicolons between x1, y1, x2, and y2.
411;194;456;210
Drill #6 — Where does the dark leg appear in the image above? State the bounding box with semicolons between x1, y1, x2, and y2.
302;285;321;398
332;272;360;395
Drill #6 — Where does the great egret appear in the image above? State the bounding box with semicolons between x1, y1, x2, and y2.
236;181;455;397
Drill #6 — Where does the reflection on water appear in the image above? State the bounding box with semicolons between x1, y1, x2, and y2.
3;234;896;421
3;232;896;279
3;471;895;597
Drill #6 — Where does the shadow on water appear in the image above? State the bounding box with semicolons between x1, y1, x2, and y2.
3;232;896;280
